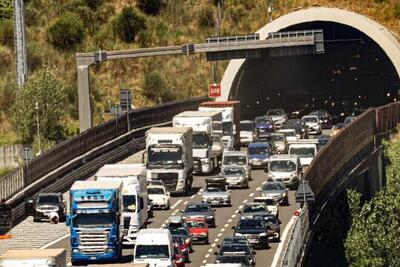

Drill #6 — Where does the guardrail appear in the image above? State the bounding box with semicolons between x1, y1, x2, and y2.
0;96;207;230
280;101;400;267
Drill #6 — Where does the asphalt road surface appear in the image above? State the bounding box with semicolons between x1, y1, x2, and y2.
47;168;298;266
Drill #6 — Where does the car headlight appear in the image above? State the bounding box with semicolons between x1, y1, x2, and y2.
199;232;208;236
105;248;114;253
282;192;287;197
259;232;267;237
207;216;213;219
234;232;242;236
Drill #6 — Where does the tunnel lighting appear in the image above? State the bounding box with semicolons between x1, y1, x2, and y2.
331;102;335;107
354;77;358;81
354;102;358;106
394;98;397;102
350;66;357;70
358;95;362;99
256;101;260;104
340;112;345;117
266;97;270;101
246;104;250;108
387;93;391;97
277;93;281;96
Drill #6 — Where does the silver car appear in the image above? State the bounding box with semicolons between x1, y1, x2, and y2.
221;167;248;188
270;133;287;154
266;155;300;189
221;151;251;180
202;177;231;206
259;181;289;206
239;202;270;219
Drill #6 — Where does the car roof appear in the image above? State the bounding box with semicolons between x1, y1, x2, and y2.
148;184;165;189
223;151;247;156
248;142;269;147
269;154;298;160
244;202;266;206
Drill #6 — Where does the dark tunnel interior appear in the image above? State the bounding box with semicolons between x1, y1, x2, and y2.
229;22;400;121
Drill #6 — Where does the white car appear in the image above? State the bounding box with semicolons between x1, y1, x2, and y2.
266;109;288;129
147;184;170;210
253;197;279;219
240;120;254;146
301;115;322;135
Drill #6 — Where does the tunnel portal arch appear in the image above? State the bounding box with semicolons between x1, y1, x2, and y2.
218;7;400;119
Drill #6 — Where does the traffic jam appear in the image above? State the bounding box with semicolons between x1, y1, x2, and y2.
0;100;359;267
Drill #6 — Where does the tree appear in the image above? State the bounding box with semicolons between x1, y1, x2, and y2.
0;0;12;19
47;12;85;50
11;68;67;144
142;71;175;102
137;0;163;15
113;6;147;43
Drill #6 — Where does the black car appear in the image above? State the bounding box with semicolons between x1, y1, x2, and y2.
215;254;253;266
310;110;332;129
216;240;256;265
282;119;308;138
318;134;331;149
28;193;66;222
232;218;269;249
181;203;216;227
253;214;281;242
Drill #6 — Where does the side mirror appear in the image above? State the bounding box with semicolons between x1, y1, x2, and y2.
217;244;221;248
252;251;256;255
278;220;282;225
231;226;235;230
214;251;218;255
238;211;242;214
213;209;216;212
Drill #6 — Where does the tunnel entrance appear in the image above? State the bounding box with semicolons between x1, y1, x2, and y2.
219;8;400;121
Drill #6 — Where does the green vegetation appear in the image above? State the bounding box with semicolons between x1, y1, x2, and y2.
0;166;15;177
0;0;399;149
345;136;400;266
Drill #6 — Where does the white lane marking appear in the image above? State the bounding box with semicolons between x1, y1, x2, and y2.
228;219;232;223
239;205;243;209
214;238;219;243
221;228;225;232
271;215;297;267
217;233;222;237
235;210;240;214
211;243;217;248
205;254;210;259
171;199;183;209
208;249;213;253
190;195;196;199
183;201;188;205
243;199;248;203
203;260;207;264
224;224;229;228
249;192;254;197
161;224;166;228
256;187;261;191
171;212;176;216
231;214;236;218
40;234;70;249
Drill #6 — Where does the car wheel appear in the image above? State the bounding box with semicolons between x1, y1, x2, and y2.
166;201;170;210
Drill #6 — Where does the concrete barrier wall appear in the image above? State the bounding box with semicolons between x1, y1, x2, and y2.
0;145;22;168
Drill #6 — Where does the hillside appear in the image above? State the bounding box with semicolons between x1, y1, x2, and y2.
0;0;399;147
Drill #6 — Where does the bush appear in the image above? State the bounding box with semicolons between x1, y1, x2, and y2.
113;6;147;43
395;1;400;17
47;13;85;50
25;5;41;26
0;0;12;19
84;0;103;10
0;19;14;48
142;71;175;102
27;42;43;72
198;7;215;28
137;0;163;15
0;45;12;72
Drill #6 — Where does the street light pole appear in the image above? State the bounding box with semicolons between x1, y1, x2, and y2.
35;102;41;154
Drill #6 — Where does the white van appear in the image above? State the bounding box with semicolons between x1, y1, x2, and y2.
134;229;175;267
95;164;148;246
0;249;66;267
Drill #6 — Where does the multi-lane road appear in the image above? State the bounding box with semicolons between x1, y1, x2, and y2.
45;165;298;266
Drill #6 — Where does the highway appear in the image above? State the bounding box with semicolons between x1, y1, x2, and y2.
45;165;298;266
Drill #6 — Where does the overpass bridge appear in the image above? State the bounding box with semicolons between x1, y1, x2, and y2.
1;6;400;267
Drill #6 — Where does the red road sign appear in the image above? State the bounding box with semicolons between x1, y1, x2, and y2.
208;84;221;98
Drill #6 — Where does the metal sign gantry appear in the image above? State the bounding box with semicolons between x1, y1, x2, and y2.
76;29;324;132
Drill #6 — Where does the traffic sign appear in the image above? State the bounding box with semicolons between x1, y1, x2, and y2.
208;84;221;98
120;89;132;111
20;147;33;161
110;105;122;116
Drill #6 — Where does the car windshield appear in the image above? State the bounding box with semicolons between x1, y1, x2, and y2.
148;187;165;195
185;221;207;228
280;131;295;137
223;155;247;165
73;213;114;228
248;146;269;155
223;168;245;175
269;160;297;172
303;117;318;123
148;147;182;165
223;238;247;245
169;227;189;236
218;255;249;264
185;204;210;213
271;135;285;142
290;147;316;157
135;245;169;259
220;244;250;254
255;117;273;124
240;122;253;131
237;220;264;230
122;195;136;212
205;186;226;192
262;215;278;224
254;198;275;205
193;133;210;149
172;236;185;244
37;195;59;204
243;205;267;213
267;110;283;116
262;183;285;191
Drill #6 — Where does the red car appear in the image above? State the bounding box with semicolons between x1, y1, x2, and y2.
173;236;190;263
173;246;186;267
185;218;209;244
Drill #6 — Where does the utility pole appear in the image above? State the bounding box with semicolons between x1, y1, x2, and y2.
34;102;41;155
13;0;28;87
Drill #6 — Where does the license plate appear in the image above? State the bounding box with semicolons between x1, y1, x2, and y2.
90;256;96;260
253;162;261;165
249;239;258;243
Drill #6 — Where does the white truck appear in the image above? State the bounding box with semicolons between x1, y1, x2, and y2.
0;249;66;267
288;140;318;170
95;164;148;246
173;111;223;174
145;127;193;195
134;228;176;267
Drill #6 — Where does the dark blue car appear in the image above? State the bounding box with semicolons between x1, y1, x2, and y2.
248;142;272;169
254;116;274;141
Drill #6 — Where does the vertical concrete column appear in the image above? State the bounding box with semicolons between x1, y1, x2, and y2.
77;64;92;132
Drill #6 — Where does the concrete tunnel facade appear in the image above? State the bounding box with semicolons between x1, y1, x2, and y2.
217;7;400;119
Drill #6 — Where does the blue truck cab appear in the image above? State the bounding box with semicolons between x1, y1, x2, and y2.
248;142;272;169
67;181;123;265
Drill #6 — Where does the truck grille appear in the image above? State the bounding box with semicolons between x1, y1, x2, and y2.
123;217;130;229
77;229;110;254
157;173;179;191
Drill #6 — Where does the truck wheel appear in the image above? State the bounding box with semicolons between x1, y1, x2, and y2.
185;176;193;195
